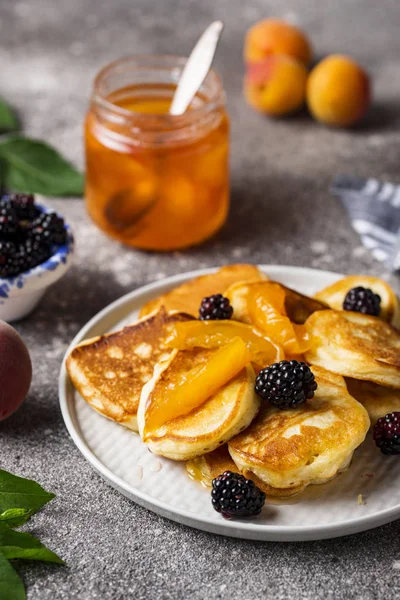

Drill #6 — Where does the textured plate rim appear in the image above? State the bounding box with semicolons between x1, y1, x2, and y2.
59;265;400;541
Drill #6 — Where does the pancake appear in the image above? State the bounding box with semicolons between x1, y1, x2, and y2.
228;367;370;496
139;264;267;318
66;308;192;432
305;310;400;388
186;446;309;497
186;446;238;487
346;378;400;425
315;275;400;328
225;280;327;325
137;347;260;460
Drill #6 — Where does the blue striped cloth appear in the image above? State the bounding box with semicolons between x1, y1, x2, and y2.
331;175;400;272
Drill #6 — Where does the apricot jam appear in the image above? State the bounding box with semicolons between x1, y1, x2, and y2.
85;56;230;250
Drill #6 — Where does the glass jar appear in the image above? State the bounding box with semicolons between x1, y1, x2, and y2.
85;55;230;251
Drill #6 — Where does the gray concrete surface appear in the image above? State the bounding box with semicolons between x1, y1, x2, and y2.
1;0;400;598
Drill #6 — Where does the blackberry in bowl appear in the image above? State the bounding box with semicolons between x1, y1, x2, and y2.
0;193;74;322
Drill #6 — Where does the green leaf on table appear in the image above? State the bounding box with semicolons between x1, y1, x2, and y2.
0;523;64;564
0;553;25;600
0;469;55;513
0;136;84;196
0;99;19;134
0;509;34;529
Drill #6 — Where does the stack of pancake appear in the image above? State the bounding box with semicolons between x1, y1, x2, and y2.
66;266;400;499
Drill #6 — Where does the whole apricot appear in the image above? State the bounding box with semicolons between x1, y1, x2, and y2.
307;55;370;127
244;19;312;65
244;55;308;116
0;321;32;421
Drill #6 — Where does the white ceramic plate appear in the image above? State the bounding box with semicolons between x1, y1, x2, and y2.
59;266;400;541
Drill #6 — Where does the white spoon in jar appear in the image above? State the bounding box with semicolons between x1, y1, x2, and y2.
169;20;224;116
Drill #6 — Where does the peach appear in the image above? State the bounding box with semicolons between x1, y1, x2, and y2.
244;19;312;65
244;55;307;116
0;321;32;421
307;55;370;127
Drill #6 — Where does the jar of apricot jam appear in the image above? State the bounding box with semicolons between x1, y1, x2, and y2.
85;56;230;251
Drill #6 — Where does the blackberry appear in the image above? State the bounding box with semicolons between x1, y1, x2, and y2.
0;201;19;239
13;239;52;274
211;471;266;519
199;294;233;320
0;241;18;278
2;193;40;221
255;360;317;409
30;212;67;246
343;286;381;316
373;412;400;455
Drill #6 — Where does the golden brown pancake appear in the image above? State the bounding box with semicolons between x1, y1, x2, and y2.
346;378;400;425
186;446;307;497
139;264;267;318
315;275;400;328
305;310;400;388
137;347;260;460
228;367;370;496
66;308;192;431
225;280;327;325
186;446;238;487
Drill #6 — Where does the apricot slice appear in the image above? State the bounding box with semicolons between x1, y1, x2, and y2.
144;337;252;434
244;55;307;116
244;19;312;65
307;55;370;127
247;283;312;355
166;320;284;366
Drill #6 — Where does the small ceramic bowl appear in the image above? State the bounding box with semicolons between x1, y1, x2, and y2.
0;206;74;322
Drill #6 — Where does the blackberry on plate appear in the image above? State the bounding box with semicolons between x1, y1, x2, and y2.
211;471;266;519
30;212;67;246
0;241;18;278
255;360;317;409
0;201;19;239
199;294;233;320
343;286;381;316
2;193;40;221
373;412;400;455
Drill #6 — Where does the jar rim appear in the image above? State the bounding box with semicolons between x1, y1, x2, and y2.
92;54;225;126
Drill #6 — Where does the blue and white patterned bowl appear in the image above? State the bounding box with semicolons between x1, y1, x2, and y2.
0;205;74;322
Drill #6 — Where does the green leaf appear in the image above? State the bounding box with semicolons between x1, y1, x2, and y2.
0;523;64;564
0;509;34;529
0;469;55;514
0;553;25;600
0;99;19;134
0;136;84;197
